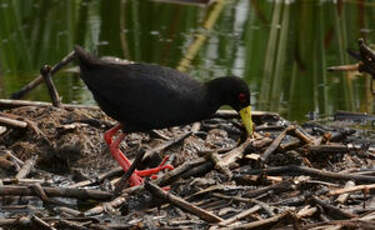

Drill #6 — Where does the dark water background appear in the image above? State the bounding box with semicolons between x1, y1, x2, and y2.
1;0;375;122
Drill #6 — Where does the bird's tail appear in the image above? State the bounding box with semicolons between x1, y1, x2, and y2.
74;45;100;68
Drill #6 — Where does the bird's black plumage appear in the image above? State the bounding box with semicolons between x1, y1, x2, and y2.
74;45;251;133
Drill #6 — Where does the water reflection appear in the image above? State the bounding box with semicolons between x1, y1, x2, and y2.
0;0;374;122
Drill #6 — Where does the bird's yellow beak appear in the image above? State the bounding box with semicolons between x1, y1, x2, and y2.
239;106;253;136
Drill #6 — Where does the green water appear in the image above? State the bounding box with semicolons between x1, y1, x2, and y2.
0;0;375;122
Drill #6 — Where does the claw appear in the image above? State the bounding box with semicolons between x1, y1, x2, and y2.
135;156;174;177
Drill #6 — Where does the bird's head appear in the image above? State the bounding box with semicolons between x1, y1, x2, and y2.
206;76;253;136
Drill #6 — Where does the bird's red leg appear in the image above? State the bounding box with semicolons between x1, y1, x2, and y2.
104;123;123;145
105;123;173;186
109;133;143;186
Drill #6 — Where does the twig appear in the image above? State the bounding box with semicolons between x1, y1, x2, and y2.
68;167;123;188
296;205;318;218
240;165;375;184
212;193;277;216
292;127;317;145
0;99;99;110
310;195;357;219
16;155;37;179
40;65;61;107
210;205;261;229
262;125;295;161
209;138;252;178
221;211;291;230
11;51;76;99
84;195;126;216
31;215;57;230
0;116;27;128
336;181;355;203
156;157;207;187
55;207;82;217
29;183;72;206
58;219;89;230
145;180;223;223
0;185;112;200
328;183;375;196
142;131;192;160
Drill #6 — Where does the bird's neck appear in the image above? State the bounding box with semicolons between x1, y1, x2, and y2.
203;78;228;113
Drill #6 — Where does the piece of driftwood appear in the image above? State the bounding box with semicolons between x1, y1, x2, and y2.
328;183;375;196
239;165;375;184
213;193;277;216
16;155;37;179
210;205;261;229
58;219;89;230
262;125;295;161
142;131;192;161
156;157;207;187
145;180;223;223
40;65;62;108
0;185;112;200
336;181;355;204
84;195;126;216
31;214;57;230
68;167;123;188
11;51;76;99
0;99;100;110
0;116;27;128
310;195;357;219
55;207;82;217
221;211;291;230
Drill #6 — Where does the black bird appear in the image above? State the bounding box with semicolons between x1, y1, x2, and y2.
74;45;253;186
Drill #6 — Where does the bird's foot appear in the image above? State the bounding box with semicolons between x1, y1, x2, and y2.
135;155;174;177
128;173;144;187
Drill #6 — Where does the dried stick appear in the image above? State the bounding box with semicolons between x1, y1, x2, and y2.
40;65;62;107
262;125;295;161
0;185;112;200
211;205;261;229
292;127;317;145
58;219;89;230
31;215;57;230
336;181;355;203
310;195;357;219
11;51;76;99
156;157;207;186
68;167;123;188
210;138;252;178
84;196;126;216
145;180;223;223
213;193;277;216
0;116;27;128
221;211;290;230
142;131;192;160
16;155;37;179
240;165;375;184
0;99;99;110
296;206;318;218
328;183;375;196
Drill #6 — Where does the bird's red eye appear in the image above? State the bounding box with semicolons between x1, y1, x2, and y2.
238;93;246;103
